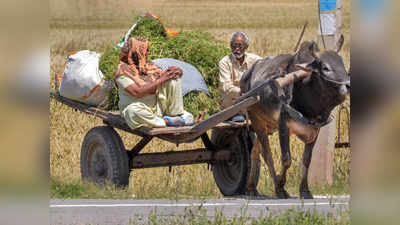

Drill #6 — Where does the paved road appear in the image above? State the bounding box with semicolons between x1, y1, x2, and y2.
50;196;349;225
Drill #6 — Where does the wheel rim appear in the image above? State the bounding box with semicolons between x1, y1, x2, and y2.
86;141;110;184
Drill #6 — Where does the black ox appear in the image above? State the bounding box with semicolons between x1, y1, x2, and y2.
239;38;349;199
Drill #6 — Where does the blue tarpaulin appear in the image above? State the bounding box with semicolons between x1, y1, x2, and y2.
152;58;210;97
320;0;337;11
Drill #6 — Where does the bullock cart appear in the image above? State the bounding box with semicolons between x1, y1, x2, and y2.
50;91;261;196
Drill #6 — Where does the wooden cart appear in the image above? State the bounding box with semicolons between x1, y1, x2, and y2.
50;92;261;196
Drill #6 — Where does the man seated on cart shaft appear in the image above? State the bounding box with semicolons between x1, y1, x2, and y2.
219;31;262;122
115;36;186;129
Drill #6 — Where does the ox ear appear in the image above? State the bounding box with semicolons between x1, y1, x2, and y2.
310;41;320;59
304;42;321;71
336;34;344;53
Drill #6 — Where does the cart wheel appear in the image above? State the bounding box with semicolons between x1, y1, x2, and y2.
211;129;259;196
81;126;129;187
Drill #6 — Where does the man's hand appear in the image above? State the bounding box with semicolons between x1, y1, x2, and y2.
160;70;178;82
166;66;183;78
159;66;183;83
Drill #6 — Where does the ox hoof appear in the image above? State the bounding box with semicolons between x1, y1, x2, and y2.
276;189;290;199
300;191;314;199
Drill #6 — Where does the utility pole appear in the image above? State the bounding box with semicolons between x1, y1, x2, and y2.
309;0;342;185
317;0;342;49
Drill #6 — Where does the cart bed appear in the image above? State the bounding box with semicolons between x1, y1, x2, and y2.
50;92;257;143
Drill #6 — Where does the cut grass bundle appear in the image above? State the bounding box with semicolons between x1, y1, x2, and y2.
99;18;231;116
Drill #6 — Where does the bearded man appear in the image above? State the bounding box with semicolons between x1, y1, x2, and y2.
218;31;263;122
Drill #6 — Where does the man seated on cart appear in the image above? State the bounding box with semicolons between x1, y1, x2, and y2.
219;31;263;122
115;36;189;129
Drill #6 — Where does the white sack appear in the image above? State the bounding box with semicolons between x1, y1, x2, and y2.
59;50;113;106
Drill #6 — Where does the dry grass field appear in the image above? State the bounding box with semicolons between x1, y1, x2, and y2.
50;0;350;199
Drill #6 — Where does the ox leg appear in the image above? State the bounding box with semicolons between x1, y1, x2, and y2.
299;137;318;199
257;131;279;197
246;136;261;196
246;113;278;198
276;112;291;199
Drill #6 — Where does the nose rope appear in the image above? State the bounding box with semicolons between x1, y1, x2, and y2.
320;74;350;85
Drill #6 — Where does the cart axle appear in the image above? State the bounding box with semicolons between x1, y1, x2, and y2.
130;148;231;169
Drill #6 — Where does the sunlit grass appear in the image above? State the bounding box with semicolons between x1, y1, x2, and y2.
127;205;350;225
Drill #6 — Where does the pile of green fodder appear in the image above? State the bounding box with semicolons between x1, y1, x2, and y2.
99;18;231;117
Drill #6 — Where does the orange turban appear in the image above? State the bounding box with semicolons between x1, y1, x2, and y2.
117;37;163;84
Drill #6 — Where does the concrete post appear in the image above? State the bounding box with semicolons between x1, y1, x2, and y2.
309;0;342;185
309;108;337;185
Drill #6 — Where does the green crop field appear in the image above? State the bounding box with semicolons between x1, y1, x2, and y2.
50;0;350;201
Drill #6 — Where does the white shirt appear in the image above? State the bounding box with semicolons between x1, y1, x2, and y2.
218;53;262;108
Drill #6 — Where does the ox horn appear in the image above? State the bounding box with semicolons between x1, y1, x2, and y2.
336;34;344;53
310;41;320;59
